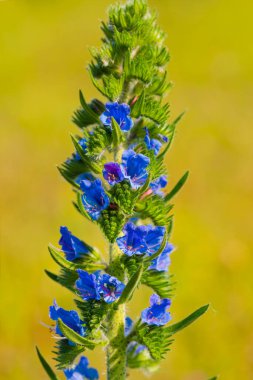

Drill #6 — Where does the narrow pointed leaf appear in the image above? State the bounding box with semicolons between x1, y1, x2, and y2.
79;90;99;122
118;263;144;305
164;171;189;202
71;135;101;174
165;304;209;335
76;192;92;221
57;319;102;348
144;230;167;263
36;347;59;380
111;117;124;147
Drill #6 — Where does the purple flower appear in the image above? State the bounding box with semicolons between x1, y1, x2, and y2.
64;356;99;380
144;128;162;156
75;270;125;304
149;243;174;271
116;222;165;257
59;226;89;261
121;149;150;189
103;162;125;186
49;300;85;338
80;178;110;220
141;294;171;326
100;102;133;132
97;273;125;304
150;175;167;196
73;138;88;161
75;270;101;301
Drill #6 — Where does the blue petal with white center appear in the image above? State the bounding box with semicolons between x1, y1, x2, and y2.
64;356;99;380
100;102;133;132
59;226;89;261
80;178;110;220
141;294;171;326
97;273;125;303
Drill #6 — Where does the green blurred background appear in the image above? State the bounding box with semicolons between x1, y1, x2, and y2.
1;0;252;379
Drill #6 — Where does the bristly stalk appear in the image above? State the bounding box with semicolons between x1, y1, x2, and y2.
106;244;126;380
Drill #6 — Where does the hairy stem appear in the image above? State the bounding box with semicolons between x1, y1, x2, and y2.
106;244;126;380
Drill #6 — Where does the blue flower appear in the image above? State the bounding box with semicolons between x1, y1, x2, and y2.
116;222;148;256
73;138;88;161
75;270;125;304
80;178;110;220
149;243;174;271
64;356;99;380
103;162;125;186
97;273;125;303
59;226;89;261
49;300;85;337
150;175;167;196
127;341;147;356
125;317;133;336
75;173;95;186
144;128;162;156
121;149;150;189
100;102;133;132
116;222;165;257
75;270;101;301
141;294;171;326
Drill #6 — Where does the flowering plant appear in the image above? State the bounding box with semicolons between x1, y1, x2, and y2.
36;1;211;379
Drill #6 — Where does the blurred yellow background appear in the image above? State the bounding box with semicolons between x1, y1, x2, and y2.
1;0;252;379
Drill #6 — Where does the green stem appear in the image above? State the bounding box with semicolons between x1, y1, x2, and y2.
118;78;131;103
106;244;126;380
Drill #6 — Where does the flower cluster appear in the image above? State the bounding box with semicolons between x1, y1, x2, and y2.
38;2;208;379
76;270;125;304
116;222;165;257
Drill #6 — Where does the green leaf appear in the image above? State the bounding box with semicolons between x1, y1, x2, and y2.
71;135;101;174
79;90;100;123
144;230;167;262
53;339;83;369
36;347;59;380
45;268;78;292
111;117;124;147
48;245;105;273
57;319;102;349
76;192;92;221
131;90;145;117
164;171;189;202
142;270;174;299
165;304;209;335
118;262;144;304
